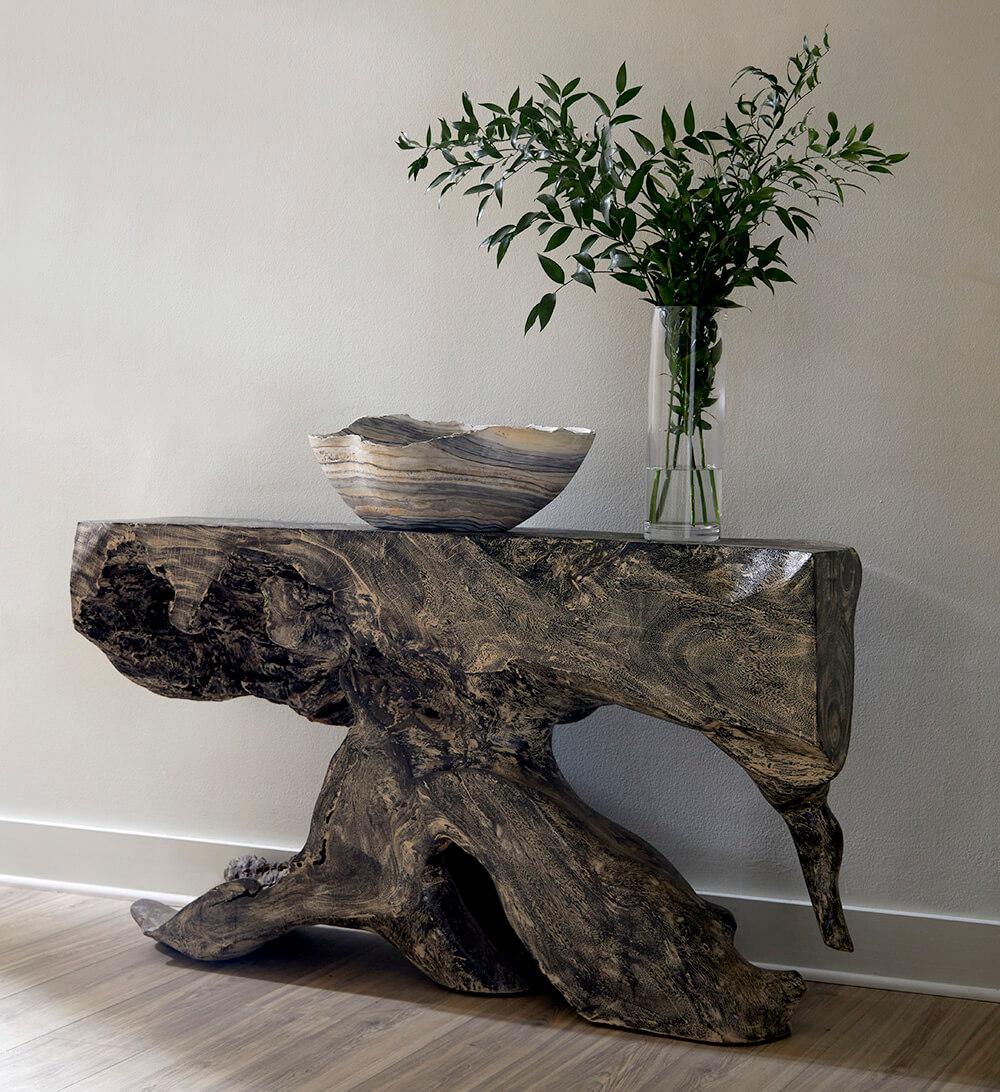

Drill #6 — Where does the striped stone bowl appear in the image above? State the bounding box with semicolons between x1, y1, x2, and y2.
309;414;595;533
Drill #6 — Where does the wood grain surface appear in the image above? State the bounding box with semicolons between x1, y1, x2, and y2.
71;521;861;1043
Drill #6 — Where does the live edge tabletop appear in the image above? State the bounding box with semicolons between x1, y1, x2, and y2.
71;520;861;1044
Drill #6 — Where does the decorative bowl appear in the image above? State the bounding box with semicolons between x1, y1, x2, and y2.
309;414;595;532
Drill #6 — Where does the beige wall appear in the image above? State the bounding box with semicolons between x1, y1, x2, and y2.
1;0;998;921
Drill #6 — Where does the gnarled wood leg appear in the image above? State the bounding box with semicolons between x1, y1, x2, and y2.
130;728;541;994
431;761;804;1043
771;787;850;951
705;726;852;951
133;721;804;1044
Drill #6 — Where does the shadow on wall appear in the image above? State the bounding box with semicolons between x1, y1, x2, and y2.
553;559;1000;918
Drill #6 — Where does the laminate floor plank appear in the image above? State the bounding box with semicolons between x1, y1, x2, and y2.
0;884;996;1092
345;992;585;1092
54;927;500;1090
0;937;202;1051
0;1034;145;1092
0;897;138;1001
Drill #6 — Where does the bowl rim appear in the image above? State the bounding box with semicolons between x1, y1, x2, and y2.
309;414;595;447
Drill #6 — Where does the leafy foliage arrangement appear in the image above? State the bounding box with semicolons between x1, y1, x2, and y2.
398;32;907;332
398;32;906;534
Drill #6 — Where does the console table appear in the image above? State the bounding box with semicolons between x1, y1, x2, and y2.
71;520;860;1044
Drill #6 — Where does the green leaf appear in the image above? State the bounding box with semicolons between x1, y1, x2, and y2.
631;129;656;155
766;268;795;283
538;74;561;102
661;108;676;145
562;76;581;96
611;271;646;290
524;300;542;333
508;87;520;112
483;224;514;250
860;122;875;141
624;162;651;203
616;85;641;107
572;269;596;290
620;207;637;241
543;225;573;252
538;254;565;284
537;194;564;221
589;92;611;116
616;62;627;93
537;292;556;330
827;111;838;131
683;101;695;135
463;183;494;195
426;171;452;191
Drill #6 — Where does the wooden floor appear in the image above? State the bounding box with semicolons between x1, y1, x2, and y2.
0;885;997;1091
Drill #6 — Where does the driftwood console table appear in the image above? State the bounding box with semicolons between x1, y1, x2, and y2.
71;520;860;1044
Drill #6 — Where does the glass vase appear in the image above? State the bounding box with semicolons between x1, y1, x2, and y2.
645;305;725;542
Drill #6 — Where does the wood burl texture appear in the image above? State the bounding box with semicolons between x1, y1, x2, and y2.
71;520;861;1044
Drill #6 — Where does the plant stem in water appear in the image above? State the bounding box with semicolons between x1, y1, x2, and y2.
694;465;708;523
655;424;684;523
648;468;661;524
699;428;720;526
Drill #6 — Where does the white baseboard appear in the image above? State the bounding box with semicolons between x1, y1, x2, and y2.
0;816;293;906
702;891;1000;1003
1;818;997;1003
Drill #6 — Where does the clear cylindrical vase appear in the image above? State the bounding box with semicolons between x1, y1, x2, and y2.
645;305;725;542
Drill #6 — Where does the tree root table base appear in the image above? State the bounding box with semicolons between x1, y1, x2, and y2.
71;521;860;1044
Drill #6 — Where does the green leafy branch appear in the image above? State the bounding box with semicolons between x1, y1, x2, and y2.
397;32;907;332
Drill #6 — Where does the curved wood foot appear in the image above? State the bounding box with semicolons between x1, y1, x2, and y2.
131;898;178;936
130;875;323;961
